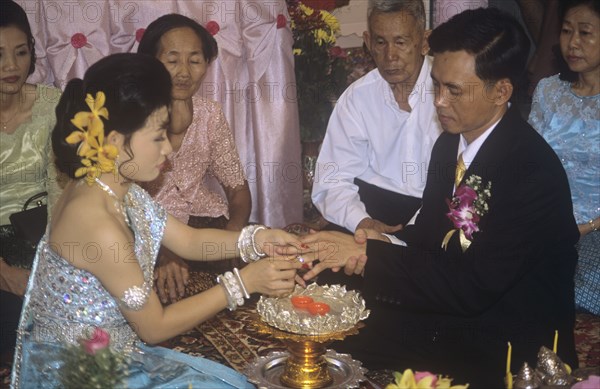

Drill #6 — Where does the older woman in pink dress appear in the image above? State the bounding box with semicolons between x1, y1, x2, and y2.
139;14;252;304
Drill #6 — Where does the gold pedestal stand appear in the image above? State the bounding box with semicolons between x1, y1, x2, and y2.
254;321;364;389
280;338;333;388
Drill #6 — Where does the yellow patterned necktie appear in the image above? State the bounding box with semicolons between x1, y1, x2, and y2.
455;153;466;188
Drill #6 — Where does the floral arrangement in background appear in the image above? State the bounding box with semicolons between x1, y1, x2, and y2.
60;328;126;389
287;0;350;141
386;369;469;389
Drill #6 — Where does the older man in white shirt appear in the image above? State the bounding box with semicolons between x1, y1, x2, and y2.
312;0;442;234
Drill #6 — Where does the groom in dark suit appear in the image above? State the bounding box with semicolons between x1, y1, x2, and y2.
298;7;579;388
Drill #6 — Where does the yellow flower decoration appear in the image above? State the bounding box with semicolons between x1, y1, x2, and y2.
299;3;314;16
320;10;340;33
314;29;330;46
72;92;109;137
65;91;118;185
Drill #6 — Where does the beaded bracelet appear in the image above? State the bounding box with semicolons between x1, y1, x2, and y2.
217;268;249;311
225;271;245;307
238;225;268;263
216;274;236;311
590;219;599;232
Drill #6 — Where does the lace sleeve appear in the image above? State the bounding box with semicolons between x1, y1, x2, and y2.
528;79;547;134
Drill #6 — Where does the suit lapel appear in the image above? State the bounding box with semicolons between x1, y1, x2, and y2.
441;107;523;252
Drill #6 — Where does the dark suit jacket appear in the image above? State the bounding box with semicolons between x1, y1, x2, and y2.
348;107;579;387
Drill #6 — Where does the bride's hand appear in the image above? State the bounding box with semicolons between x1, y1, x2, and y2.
240;258;303;297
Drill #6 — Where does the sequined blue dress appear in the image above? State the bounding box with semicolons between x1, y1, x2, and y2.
529;74;600;315
10;184;254;388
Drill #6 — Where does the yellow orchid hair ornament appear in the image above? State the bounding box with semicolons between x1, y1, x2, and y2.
65;91;119;185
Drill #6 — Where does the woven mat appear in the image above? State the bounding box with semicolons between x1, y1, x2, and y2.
1;271;598;388
170;269;288;371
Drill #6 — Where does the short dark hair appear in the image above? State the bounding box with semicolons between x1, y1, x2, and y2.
0;0;36;76
559;0;600;20
428;7;530;86
138;14;218;63
52;53;172;179
557;0;600;82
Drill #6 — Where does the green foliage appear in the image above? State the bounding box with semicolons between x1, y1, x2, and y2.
60;345;127;389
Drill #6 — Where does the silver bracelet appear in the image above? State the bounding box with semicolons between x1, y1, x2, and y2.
238;225;268;263
251;225;268;257
224;271;245;308
217;274;237;311
233;267;250;299
217;271;247;311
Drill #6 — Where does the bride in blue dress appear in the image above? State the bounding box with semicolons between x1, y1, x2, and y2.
11;53;304;388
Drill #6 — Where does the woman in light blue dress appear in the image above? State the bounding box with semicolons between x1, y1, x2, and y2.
529;0;599;315
11;53;304;388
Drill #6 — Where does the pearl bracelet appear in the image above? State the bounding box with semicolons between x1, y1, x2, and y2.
216;274;236;311
217;268;249;311
589;219;598;232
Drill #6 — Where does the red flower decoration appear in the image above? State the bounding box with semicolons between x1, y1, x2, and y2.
135;28;145;43
276;14;287;29
70;33;87;49
205;21;220;36
303;0;347;11
329;46;347;58
81;328;110;355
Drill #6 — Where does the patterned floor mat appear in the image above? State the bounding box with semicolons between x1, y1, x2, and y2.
2;276;598;388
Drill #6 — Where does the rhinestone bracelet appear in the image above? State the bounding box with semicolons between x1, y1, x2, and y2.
251;225;268;257
120;281;151;311
238;225;268;263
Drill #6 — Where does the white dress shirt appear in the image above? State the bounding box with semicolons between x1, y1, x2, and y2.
455;117;500;190
312;56;442;231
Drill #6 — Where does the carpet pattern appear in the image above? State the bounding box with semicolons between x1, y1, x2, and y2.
1;274;599;388
574;313;600;368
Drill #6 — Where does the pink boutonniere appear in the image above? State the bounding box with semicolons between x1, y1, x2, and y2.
442;175;491;252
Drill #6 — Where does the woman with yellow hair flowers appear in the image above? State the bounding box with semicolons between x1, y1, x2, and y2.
11;53;304;388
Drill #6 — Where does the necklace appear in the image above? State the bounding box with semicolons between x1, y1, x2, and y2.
1;105;20;131
94;178;130;225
